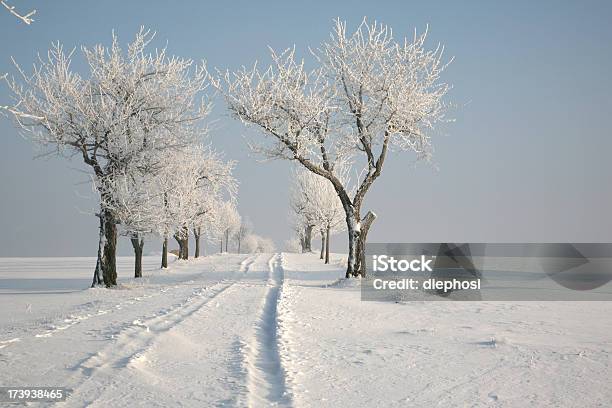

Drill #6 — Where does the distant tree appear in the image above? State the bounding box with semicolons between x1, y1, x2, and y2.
191;147;237;258
290;169;345;263
289;177;317;253
289;214;314;253
215;18;452;277
257;237;276;253
215;202;240;253
284;237;301;253
234;218;253;254
243;234;275;253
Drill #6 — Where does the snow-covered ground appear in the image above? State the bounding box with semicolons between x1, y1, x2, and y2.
0;253;610;407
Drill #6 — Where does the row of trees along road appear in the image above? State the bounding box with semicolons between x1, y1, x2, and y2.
3;29;238;287
3;17;452;281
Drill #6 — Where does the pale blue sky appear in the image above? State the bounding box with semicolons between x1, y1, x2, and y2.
1;0;611;256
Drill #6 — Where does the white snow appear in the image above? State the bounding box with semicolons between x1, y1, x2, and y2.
0;253;610;407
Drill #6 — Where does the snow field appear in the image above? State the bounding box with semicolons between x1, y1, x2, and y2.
0;253;611;407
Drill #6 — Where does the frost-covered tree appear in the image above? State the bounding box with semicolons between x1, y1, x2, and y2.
289;192;316;253
155;147;198;264
291;169;345;264
215;201;240;253
216;18;452;277
191;147;237;258
290;169;345;263
154;144;235;262
4;28;209;286
243;234;275;253
284;237;301;253
234;218;253;254
256;236;276;253
97;165;160;279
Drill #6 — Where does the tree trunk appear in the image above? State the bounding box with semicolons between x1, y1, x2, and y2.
194;228;201;258
182;238;189;260
344;207;360;278
131;234;144;278
174;226;189;260
303;225;313;253
161;192;169;268
183;226;189;260
92;212;104;287
354;211;377;277
320;230;325;260
101;210;117;287
174;234;185;260
325;225;331;265
161;235;168;268
299;235;307;253
174;235;182;259
220;238;223;253
225;229;229;253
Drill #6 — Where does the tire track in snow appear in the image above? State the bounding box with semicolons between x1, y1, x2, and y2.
245;253;292;407
66;280;237;406
0;256;252;347
0;337;20;349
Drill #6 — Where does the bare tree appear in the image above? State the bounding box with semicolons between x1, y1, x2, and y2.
4;28;210;286
215;18;452;277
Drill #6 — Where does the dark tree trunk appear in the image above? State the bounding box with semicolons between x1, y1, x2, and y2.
174;227;189;260
161;236;168;268
174;235;182;259
325;225;331;265
182;226;189;260
161;192;169;268
299;235;306;252
92;213;104;287
131;234;144;278
354;211;376;277
182;238;189;260
220;238;223;253
344;207;359;279
303;225;313;253
194;228;201;258
102;210;117;287
174;234;185;260
320;230;325;259
225;229;229;252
